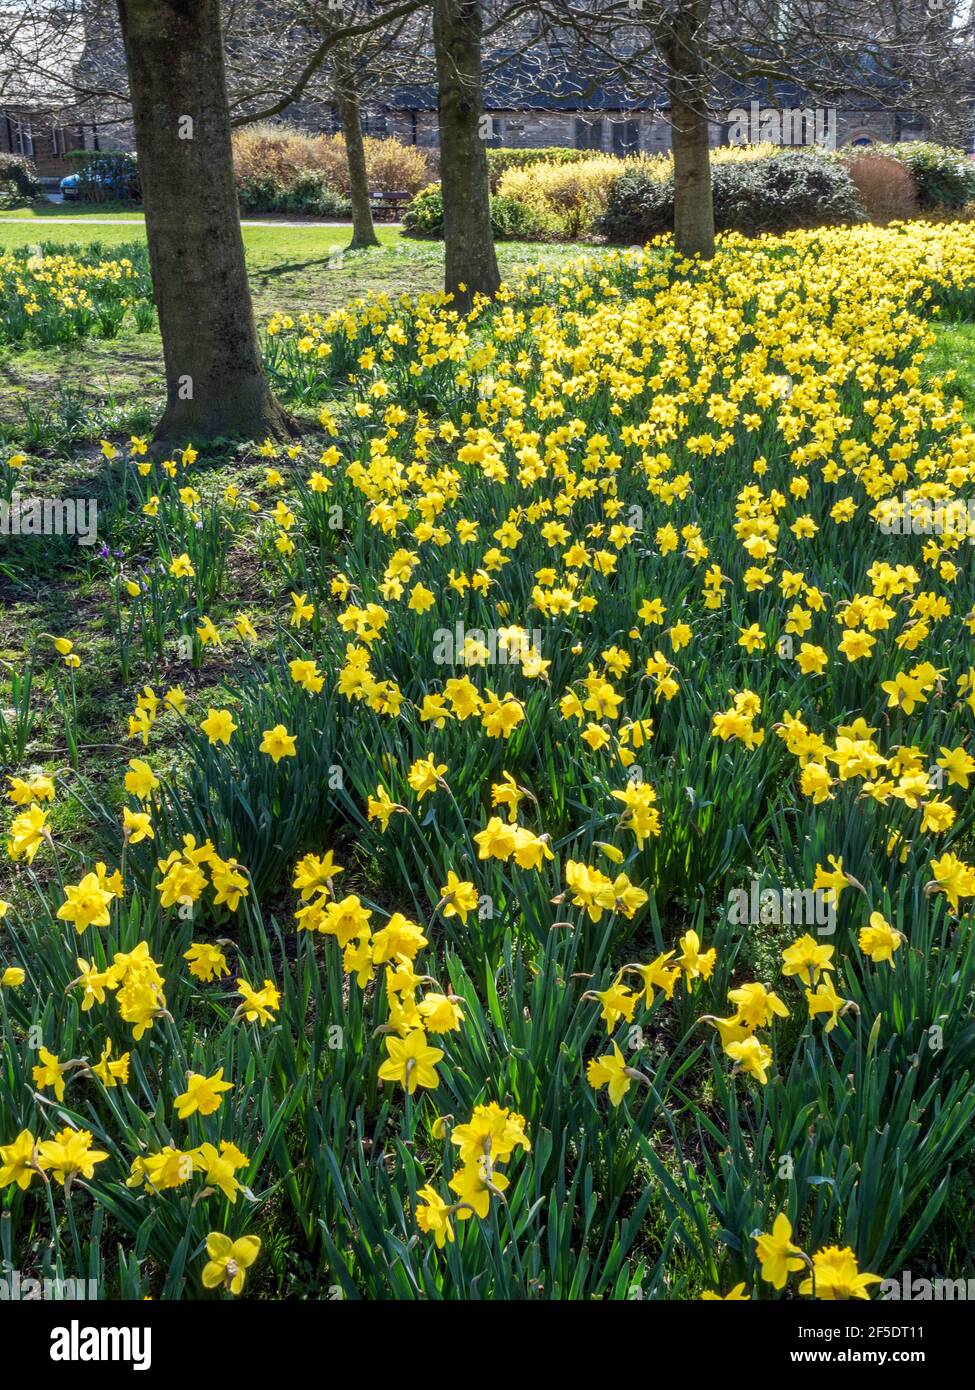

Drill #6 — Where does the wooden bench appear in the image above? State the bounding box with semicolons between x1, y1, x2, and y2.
368;189;409;220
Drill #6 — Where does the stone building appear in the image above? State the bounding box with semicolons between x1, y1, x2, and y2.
0;3;134;181
385;64;927;154
0;5;933;180
0;8;90;178
462;106;924;152
0;107;94;179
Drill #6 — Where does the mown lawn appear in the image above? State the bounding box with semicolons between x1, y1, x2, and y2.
0;228;597;453
0;201;150;219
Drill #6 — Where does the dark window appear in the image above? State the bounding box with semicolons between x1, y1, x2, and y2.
611;119;639;156
575;117;604;151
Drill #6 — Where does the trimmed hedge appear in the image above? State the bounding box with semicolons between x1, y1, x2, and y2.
842;152;919;221
599;152;863;242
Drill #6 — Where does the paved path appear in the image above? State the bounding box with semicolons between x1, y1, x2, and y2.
0;216;402;229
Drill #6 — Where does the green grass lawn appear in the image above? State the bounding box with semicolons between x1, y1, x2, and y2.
0;225;597;452
0;199;367;221
0;200;149;219
922;321;975;417
0;217;401;258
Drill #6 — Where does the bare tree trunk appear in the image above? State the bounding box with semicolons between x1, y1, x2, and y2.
116;0;296;448
335;47;379;251
665;0;715;260
432;0;500;312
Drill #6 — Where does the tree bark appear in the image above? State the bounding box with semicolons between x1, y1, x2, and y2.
664;0;715;261
432;0;500;312
335;48;380;251
116;0;296;448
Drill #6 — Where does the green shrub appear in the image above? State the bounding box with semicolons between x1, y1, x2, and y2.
0;151;39;202
401;182;444;235
598;165;673;242
489;193;556;239
715;153;863;233
600;152;863;242
884;141;975;210
237;170;351;218
402;182;553;239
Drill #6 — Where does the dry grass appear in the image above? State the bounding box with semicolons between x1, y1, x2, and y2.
842;152;920;222
231;123;434;196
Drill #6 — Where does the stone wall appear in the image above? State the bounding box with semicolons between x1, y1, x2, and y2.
385;107;924;153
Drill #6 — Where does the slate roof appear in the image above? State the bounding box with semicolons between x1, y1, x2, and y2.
387;47;917;115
